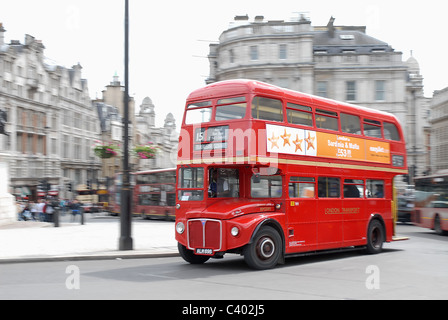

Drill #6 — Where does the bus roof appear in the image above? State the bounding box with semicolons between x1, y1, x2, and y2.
134;168;176;175
414;169;448;181
187;79;400;123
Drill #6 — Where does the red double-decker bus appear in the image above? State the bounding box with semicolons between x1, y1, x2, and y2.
133;168;176;220
175;80;408;269
108;169;176;220
413;171;448;235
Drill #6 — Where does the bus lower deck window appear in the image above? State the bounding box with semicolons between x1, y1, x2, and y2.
317;177;340;198
208;168;239;198
251;175;282;198
289;177;315;198
366;179;384;198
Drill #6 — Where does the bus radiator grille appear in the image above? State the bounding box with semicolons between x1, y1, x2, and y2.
187;219;222;251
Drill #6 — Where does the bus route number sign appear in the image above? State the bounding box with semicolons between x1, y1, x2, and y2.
194;125;229;151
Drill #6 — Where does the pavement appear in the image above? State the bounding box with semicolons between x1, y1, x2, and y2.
0;213;179;264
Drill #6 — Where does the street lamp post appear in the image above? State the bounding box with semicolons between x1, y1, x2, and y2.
119;0;133;250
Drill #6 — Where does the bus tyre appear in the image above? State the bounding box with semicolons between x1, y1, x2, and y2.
178;243;210;264
243;226;282;270
366;220;384;254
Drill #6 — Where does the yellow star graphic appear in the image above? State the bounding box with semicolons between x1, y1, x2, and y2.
305;132;315;150
293;134;303;152
268;132;279;149
280;129;291;147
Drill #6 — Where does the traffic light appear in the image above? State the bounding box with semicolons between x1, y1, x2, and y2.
38;179;48;191
87;179;91;190
67;182;72;192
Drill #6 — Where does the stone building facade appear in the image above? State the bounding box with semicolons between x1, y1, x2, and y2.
0;24;179;201
135;97;178;170
430;87;448;173
0;25;100;200
207;15;430;181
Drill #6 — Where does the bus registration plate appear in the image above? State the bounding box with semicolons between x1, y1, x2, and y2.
195;248;213;255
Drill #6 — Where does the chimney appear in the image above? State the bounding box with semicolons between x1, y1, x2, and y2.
234;14;249;21
254;15;264;23
327;16;335;38
0;23;5;46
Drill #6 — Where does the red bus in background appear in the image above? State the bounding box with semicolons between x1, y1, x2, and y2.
108;169;176;220
133;168;176;220
413;171;448;235
175;79;408;269
107;173;122;216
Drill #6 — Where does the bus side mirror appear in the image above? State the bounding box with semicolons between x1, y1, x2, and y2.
252;173;260;183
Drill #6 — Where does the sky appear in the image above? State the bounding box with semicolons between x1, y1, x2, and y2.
2;0;447;127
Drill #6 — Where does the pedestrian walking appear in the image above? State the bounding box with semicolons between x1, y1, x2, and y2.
22;203;32;221
16;201;24;221
30;201;37;221
70;199;81;222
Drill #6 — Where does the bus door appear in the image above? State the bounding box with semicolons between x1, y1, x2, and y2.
287;176;317;252
317;177;343;248
342;179;366;244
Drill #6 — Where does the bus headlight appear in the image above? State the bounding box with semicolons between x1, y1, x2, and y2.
176;222;185;234
231;226;239;237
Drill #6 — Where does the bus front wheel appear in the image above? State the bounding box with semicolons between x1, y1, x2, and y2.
178;243;210;264
366;219;384;254
243;226;282;270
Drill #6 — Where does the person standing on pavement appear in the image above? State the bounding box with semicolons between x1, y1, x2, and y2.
35;199;46;222
45;199;55;223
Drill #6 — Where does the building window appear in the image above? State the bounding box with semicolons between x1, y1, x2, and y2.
27;134;33;154
250;46;258;61
316;81;328;98
229;49;235;63
375;80;386;101
346;81;356;101
74;113;81;129
279;44;287;60
74;137;81;160
16;133;23;153
63;135;69;159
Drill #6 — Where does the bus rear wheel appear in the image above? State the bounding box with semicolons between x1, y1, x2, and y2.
366;220;384;254
243;226;282;270
178;243;210;264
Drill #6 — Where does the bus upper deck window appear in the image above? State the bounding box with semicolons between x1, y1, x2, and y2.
316;109;338;131
216;97;247;121
251;96;283;122
341;113;361;135
286;103;313;126
185;101;212;124
363;119;382;138
383;121;400;141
